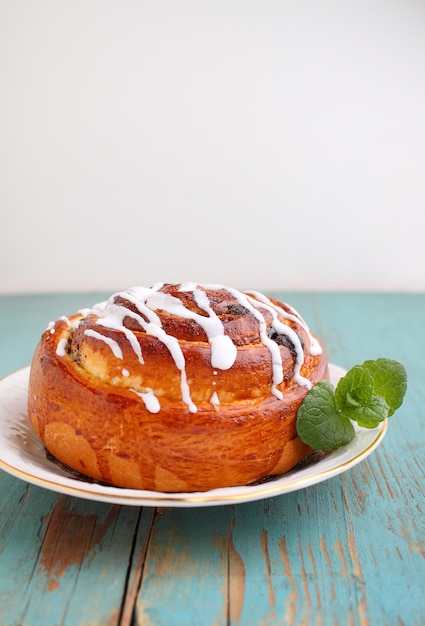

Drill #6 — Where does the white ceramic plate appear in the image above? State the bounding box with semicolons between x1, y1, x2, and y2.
0;365;386;507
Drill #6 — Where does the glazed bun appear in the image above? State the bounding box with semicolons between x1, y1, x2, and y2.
28;283;328;492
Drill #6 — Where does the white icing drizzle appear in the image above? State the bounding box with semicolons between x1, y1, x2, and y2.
56;337;68;357
47;317;71;334
210;285;287;399
178;282;198;292
247;291;322;357
95;304;144;364
55;282;323;411
146;287;237;371
246;293;311;390
130;388;161;413
84;329;123;360
100;285;197;413
143;320;197;413
202;284;317;396
210;391;220;405
122;368;130;377
193;288;238;369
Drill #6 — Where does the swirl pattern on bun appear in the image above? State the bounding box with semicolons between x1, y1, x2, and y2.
28;283;328;492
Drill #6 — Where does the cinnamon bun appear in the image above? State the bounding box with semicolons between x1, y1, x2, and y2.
28;283;328;492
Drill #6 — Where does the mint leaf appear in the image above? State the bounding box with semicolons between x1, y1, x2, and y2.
335;358;407;426
335;365;374;407
334;364;388;428
338;393;390;428
296;381;355;450
296;358;407;451
361;358;407;416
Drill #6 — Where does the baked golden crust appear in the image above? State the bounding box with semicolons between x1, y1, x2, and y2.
28;284;328;492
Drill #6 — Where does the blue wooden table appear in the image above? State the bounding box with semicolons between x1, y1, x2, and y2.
0;292;424;626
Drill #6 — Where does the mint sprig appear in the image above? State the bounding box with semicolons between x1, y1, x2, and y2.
296;358;407;450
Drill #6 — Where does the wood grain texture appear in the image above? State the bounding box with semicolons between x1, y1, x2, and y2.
0;292;424;625
0;486;145;625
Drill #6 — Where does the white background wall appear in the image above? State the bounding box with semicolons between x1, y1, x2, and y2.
1;0;424;294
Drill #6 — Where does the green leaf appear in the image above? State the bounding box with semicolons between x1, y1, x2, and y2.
362;358;407;416
338;393;390;428
334;365;374;409
296;380;355;450
334;364;389;428
335;358;407;423
296;357;407;451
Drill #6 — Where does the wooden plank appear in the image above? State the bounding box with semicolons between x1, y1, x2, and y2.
133;506;235;625
119;507;157;626
0;482;149;626
229;459;424;625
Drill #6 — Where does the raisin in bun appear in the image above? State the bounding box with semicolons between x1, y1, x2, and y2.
28;283;328;492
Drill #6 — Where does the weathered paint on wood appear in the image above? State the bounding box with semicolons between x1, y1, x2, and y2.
0;293;424;625
0;485;148;625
